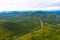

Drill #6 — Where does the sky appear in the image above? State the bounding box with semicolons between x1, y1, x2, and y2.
0;0;60;11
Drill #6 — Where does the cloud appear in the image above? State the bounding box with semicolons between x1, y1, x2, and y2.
40;6;60;11
0;0;60;11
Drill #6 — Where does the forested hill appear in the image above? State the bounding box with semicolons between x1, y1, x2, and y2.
0;11;60;23
0;10;60;40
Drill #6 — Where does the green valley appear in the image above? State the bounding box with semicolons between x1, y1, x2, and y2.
0;11;60;40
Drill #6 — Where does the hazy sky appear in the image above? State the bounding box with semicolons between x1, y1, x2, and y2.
0;0;60;11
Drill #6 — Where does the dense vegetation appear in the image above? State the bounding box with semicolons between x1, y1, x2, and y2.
0;11;60;40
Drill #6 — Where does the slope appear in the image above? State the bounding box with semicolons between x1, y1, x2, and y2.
15;21;60;40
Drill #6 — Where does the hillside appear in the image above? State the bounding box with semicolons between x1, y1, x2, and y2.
0;11;60;40
17;22;60;40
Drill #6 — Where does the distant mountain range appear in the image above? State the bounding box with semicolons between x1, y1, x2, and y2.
0;10;60;23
